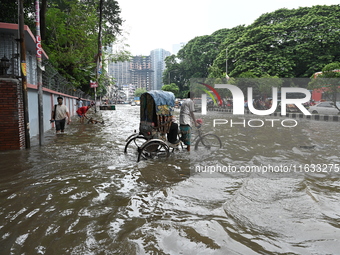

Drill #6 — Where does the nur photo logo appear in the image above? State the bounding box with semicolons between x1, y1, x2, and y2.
191;78;313;128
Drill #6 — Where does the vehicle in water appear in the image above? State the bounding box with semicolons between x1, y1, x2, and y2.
124;91;222;162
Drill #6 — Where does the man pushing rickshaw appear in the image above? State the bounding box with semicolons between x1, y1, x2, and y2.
124;90;222;162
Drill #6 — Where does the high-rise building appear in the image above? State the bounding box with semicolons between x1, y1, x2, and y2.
150;49;171;90
129;56;153;90
172;42;187;55
107;61;131;88
108;52;171;93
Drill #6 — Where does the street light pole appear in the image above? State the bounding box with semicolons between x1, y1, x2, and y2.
225;46;229;80
226;47;229;80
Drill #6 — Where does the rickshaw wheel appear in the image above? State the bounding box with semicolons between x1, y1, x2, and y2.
137;141;170;162
195;134;222;151
124;135;148;154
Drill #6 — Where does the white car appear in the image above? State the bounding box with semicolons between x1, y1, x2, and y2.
308;101;340;115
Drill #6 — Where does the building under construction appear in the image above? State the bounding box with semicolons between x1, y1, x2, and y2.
129;56;153;90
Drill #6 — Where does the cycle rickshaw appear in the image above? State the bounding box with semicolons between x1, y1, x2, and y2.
124;90;222;162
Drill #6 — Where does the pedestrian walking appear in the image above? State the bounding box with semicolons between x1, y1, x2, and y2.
179;92;199;151
51;96;71;134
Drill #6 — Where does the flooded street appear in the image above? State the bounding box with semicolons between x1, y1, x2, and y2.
1;105;340;254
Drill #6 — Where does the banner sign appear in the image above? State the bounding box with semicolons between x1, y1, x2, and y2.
90;80;98;88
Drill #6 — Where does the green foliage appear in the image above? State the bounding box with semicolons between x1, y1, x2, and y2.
162;56;185;93
78;0;123;46
3;2;340;99
164;5;340;97
309;62;340;106
257;76;283;98
209;26;247;78
134;88;147;97
320;62;340;78
1;0;126;96
161;83;179;97
0;0;35;27
163;29;231;92
42;0;126;94
228;5;340;78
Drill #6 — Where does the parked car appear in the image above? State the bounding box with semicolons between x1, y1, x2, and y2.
308;101;340;115
131;101;136;106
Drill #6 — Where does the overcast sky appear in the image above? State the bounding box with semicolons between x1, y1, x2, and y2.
117;0;339;56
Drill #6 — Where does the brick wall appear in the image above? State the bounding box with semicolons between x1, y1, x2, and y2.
0;78;25;150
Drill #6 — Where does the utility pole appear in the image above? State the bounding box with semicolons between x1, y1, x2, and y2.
226;48;229;80
19;0;30;148
226;48;227;76
35;0;44;145
95;0;104;113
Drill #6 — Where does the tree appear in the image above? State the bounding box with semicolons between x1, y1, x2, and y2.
209;26;247;78
134;88;147;97
163;55;185;92
0;0;123;44
161;83;179;97
257;76;283;99
43;3;99;91
227;5;340;78
41;0;126;94
75;0;123;46
0;0;35;27
1;0;126;96
309;62;340;112
164;29;230;95
166;5;340;97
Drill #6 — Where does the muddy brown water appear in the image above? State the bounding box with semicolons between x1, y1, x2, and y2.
0;105;339;254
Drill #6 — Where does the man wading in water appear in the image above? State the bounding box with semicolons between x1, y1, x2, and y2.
179;92;200;151
51;96;71;134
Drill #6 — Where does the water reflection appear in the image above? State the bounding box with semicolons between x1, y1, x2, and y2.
0;105;339;254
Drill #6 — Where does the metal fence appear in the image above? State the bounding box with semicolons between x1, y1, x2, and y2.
1;32;91;99
0;33;20;77
41;59;91;99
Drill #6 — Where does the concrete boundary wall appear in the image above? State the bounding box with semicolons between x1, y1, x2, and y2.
27;84;91;138
0;77;91;150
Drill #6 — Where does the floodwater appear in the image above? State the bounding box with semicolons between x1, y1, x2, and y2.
0;105;339;255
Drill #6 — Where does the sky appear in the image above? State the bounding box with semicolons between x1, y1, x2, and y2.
117;0;340;56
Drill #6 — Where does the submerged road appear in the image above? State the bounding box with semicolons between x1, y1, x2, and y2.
0;105;339;254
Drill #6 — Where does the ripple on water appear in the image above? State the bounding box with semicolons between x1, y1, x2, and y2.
1;106;340;254
223;178;340;254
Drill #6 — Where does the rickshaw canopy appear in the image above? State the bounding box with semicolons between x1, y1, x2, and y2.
145;90;175;107
140;90;175;122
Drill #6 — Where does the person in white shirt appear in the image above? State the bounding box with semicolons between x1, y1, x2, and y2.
76;97;83;109
179;92;199;151
51;96;71;133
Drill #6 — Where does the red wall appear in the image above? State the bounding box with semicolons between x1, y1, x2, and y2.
0;78;26;150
